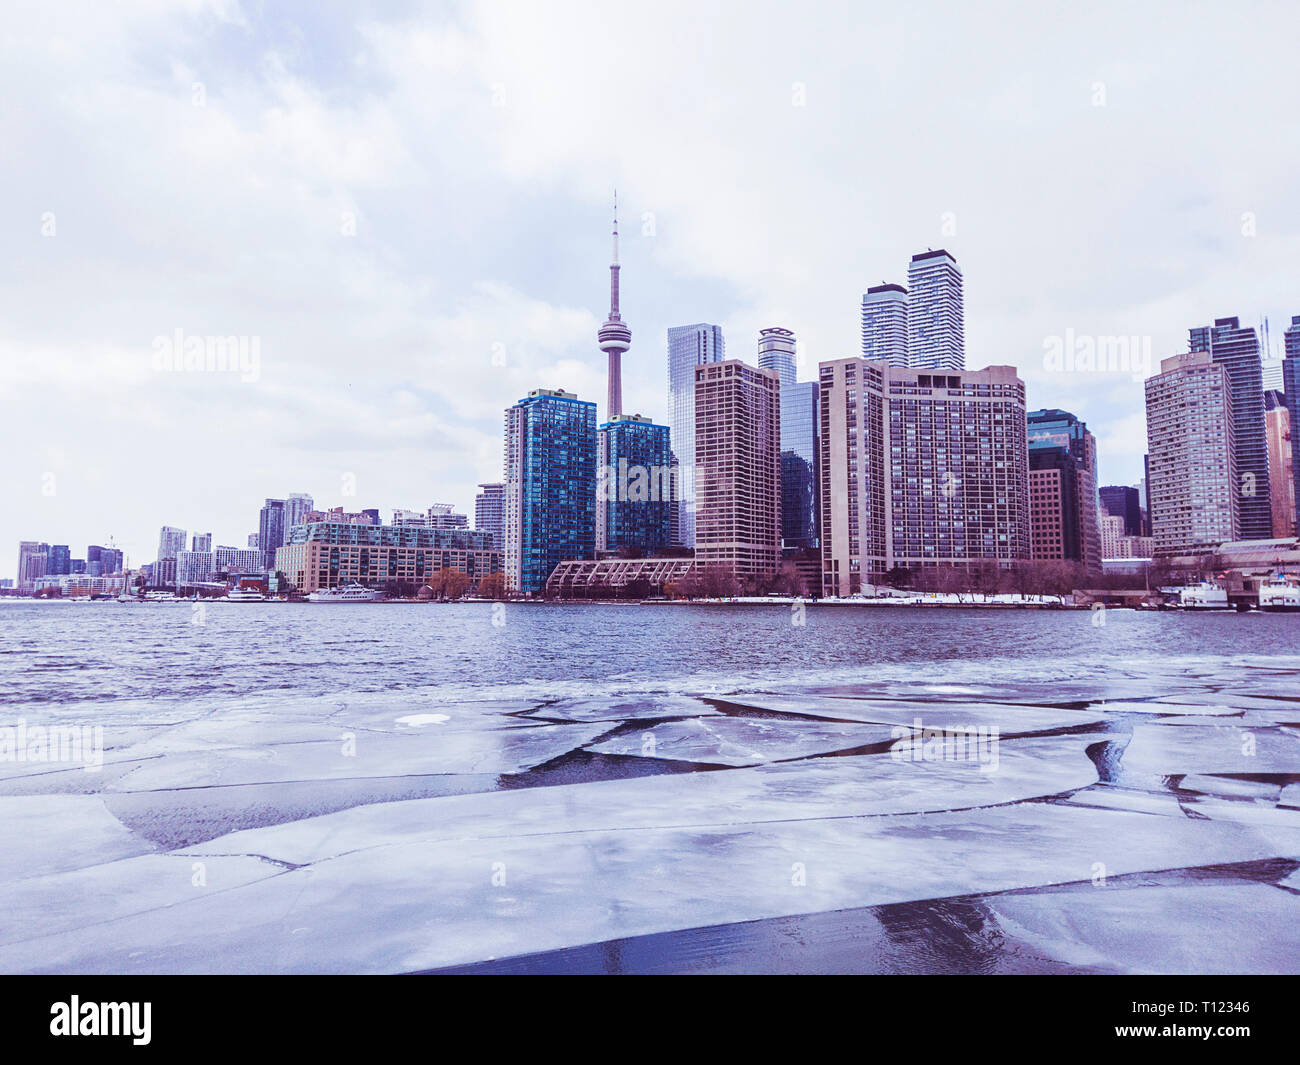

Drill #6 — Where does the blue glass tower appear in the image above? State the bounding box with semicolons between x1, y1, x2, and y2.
598;414;672;555
781;380;820;550
504;388;597;595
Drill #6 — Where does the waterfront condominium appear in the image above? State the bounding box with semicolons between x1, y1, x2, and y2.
503;388;597;595
860;283;909;366
693;360;782;583
597;413;672;555
275;522;499;595
1265;390;1296;538
1189;317;1271;540
906;250;964;371
666;323;725;548
474;483;504;549
1145;351;1239;555
818;359;1029;595
1026;409;1101;568
1284;317;1300;537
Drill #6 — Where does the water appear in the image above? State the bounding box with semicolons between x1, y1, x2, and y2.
4;600;1297;711
3;600;1300;974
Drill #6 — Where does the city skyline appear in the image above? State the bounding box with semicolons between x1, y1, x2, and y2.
5;3;1300;576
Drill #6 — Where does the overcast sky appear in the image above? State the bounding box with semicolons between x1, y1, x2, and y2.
4;0;1299;575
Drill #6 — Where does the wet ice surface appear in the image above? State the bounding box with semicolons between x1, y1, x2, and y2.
3;642;1300;973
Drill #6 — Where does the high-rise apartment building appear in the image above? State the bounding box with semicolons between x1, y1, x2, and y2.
1189;318;1271;540
860;283;909;366
693;360;782;582
1265;390;1296;538
597;414;672;555
191;532;213;553
284;493;314;533
906;250;964;371
474;483;504;549
503;388;597;595
818;360;1029;595
666;323;725;547
47;544;71;575
1027;409;1101;567
258;500;285;571
1145;351;1239;555
157;526;186;564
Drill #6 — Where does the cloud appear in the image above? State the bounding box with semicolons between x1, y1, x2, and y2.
3;0;1299;569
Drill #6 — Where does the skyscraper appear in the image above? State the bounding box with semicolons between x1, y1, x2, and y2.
860;283;909;366
907;250;964;371
818;360;1029;594
258;501;285;571
1099;485;1143;538
16;542;48;593
503;388;597;595
1189;317;1271;540
757;326;797;387
693;361;781;583
666;323;725;548
598;193;632;420
191;532;213;553
1265;390;1296;538
1145;351;1238;555
597;414;672;555
781;379;820;554
157;526;186;564
1027;410;1101;567
1283;317;1300;537
475;483;504;549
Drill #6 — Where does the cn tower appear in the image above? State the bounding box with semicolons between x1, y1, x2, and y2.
597;191;631;418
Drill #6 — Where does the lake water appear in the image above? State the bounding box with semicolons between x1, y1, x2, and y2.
2;600;1299;974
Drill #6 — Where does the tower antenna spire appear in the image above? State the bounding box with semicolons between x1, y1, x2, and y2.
598;187;631;418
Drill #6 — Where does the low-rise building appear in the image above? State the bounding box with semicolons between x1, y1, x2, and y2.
275;522;500;594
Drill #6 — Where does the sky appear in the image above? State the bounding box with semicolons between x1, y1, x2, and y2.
4;0;1300;577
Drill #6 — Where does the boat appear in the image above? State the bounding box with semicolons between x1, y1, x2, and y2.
1259;574;1300;613
224;587;267;602
1177;581;1230;610
306;582;382;603
143;591;180;602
